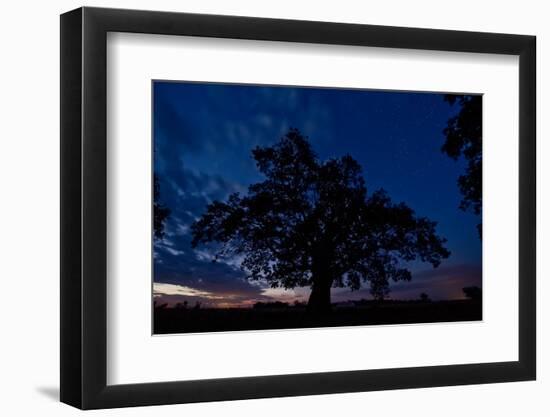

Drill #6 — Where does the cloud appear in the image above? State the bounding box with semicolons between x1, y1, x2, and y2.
153;282;223;299
154;170;309;307
163;247;185;257
153;280;276;308
261;287;309;303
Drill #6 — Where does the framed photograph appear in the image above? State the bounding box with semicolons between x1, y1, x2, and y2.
60;6;536;409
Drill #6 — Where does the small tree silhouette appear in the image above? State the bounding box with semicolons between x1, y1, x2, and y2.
442;95;482;238
175;301;189;310
192;129;450;312
462;286;482;301
419;292;431;303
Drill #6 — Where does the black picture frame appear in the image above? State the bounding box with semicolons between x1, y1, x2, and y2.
60;6;536;410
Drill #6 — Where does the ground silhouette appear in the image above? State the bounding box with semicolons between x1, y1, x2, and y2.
154;298;482;334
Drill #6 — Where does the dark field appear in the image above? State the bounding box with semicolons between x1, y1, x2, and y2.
153;300;482;334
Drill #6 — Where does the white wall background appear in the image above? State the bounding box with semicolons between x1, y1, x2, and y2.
0;0;546;415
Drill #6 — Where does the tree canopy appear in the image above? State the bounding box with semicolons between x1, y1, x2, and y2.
192;129;450;311
443;95;482;237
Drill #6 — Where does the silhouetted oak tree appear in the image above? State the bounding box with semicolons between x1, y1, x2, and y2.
192;129;450;312
443;95;482;238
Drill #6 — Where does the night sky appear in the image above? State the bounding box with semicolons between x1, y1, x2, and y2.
153;81;482;308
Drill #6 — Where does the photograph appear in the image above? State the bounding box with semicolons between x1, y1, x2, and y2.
152;81;482;334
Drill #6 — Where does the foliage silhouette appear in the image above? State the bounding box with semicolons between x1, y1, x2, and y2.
174;301;189;310
443;95;482;238
191;129;450;312
153;174;171;240
462;286;482;301
419;292;431;302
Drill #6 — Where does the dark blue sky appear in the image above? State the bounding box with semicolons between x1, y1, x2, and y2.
153;81;482;307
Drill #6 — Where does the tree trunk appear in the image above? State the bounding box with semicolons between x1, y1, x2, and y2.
307;275;332;313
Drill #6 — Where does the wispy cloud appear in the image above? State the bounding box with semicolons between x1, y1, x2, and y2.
153;282;223;300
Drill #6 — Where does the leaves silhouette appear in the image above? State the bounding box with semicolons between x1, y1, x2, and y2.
153;174;170;240
443;95;482;238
